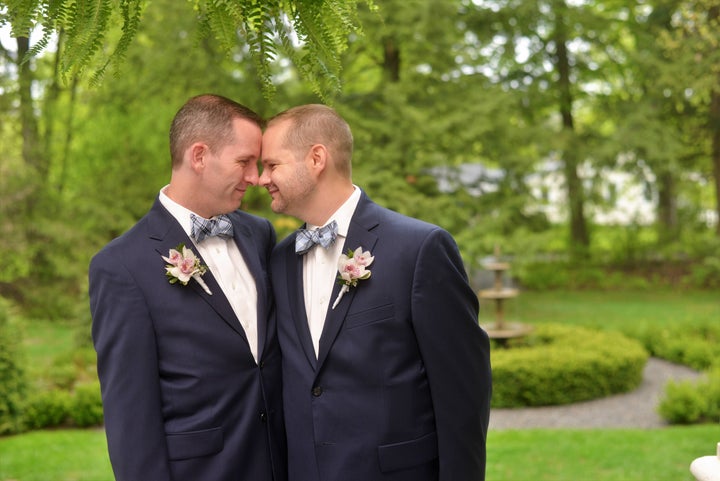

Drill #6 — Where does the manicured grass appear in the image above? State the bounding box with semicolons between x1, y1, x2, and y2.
487;425;720;481
0;429;113;481
1;425;718;481
479;289;720;331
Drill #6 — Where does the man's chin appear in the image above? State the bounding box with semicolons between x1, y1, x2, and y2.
270;200;287;215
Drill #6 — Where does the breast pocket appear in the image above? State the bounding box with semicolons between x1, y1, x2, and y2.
345;303;395;329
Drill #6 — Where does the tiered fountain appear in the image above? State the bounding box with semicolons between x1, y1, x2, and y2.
478;247;532;344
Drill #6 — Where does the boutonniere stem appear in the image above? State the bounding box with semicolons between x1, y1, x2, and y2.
332;247;373;309
162;244;212;295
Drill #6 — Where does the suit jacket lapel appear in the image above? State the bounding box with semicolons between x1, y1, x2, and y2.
146;199;250;342
285;238;318;370
316;196;379;369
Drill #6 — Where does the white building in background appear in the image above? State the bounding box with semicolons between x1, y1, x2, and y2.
432;159;716;227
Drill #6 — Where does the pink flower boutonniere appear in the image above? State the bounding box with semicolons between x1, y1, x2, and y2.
162;244;212;295
331;247;374;309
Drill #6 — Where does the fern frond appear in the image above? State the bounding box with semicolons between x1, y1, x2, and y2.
61;0;114;78
90;0;144;85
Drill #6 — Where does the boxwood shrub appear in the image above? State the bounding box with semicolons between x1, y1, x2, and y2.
0;300;27;435
658;367;720;424
24;381;104;429
491;324;648;407
23;389;73;429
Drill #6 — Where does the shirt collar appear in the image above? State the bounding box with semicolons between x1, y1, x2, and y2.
307;185;361;238
158;185;195;237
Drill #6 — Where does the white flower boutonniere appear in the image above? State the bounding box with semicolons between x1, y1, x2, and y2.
162;244;212;295
331;247;373;309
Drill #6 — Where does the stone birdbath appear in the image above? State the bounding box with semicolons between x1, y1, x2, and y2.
478;247;533;345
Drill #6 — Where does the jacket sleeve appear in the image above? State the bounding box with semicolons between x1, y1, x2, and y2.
89;251;173;481
410;228;492;481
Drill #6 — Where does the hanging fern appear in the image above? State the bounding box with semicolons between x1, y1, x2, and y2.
1;0;375;98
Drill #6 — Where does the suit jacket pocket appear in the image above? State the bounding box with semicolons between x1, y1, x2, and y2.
377;431;438;473
166;426;223;460
345;303;394;329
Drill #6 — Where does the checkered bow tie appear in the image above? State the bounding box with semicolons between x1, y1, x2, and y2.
295;220;338;255
190;213;234;243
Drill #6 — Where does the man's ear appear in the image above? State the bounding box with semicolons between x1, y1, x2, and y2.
307;144;328;174
189;142;208;173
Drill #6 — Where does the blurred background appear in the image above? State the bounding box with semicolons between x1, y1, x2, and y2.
1;1;719;480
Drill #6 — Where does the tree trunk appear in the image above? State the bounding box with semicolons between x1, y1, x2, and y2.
382;36;400;83
710;6;720;236
16;36;45;181
656;171;679;242
553;1;589;257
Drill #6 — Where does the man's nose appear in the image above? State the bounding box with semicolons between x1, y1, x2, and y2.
258;167;270;187
245;163;259;185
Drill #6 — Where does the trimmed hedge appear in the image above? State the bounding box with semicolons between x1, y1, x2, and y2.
659;367;720;424
0;300;27;435
491;324;648;407
23;381;103;429
627;323;720;371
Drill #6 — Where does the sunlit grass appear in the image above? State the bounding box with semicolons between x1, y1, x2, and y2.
0;429;112;481
487;425;720;481
479;290;720;330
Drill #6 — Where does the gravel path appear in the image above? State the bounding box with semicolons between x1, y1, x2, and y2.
489;357;703;430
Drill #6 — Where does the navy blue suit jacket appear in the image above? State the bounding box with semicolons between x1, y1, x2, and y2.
89;198;287;481
271;192;491;481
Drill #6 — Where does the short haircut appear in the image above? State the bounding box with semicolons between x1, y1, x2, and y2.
169;94;263;168
268;104;353;177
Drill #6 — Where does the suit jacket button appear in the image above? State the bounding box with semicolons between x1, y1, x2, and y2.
259;411;267;422
311;386;323;397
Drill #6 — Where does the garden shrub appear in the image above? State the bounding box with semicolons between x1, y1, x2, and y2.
632;323;720;371
491;324;648;407
689;256;720;288
69;381;104;427
658;368;720;424
48;347;98;389
24;389;73;429
24;381;104;429
0;300;27;435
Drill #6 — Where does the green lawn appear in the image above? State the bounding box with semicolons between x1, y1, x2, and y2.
487;425;720;481
0;429;112;481
1;425;718;481
479;289;720;330
2;290;718;481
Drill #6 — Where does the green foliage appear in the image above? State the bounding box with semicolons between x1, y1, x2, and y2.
2;0;374;98
491;324;648;407
46;347;97;390
23;381;103;430
23;389;73;430
69;381;103;427
658;368;720;424
689;256;720;288
0;300;28;435
630;323;720;371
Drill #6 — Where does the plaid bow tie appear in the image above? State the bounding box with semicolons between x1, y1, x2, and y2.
190;213;233;243
295;220;338;255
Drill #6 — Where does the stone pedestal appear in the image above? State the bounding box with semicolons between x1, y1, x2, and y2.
477;250;532;344
690;443;720;481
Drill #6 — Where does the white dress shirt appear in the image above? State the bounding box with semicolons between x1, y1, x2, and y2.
159;187;259;362
303;186;361;357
